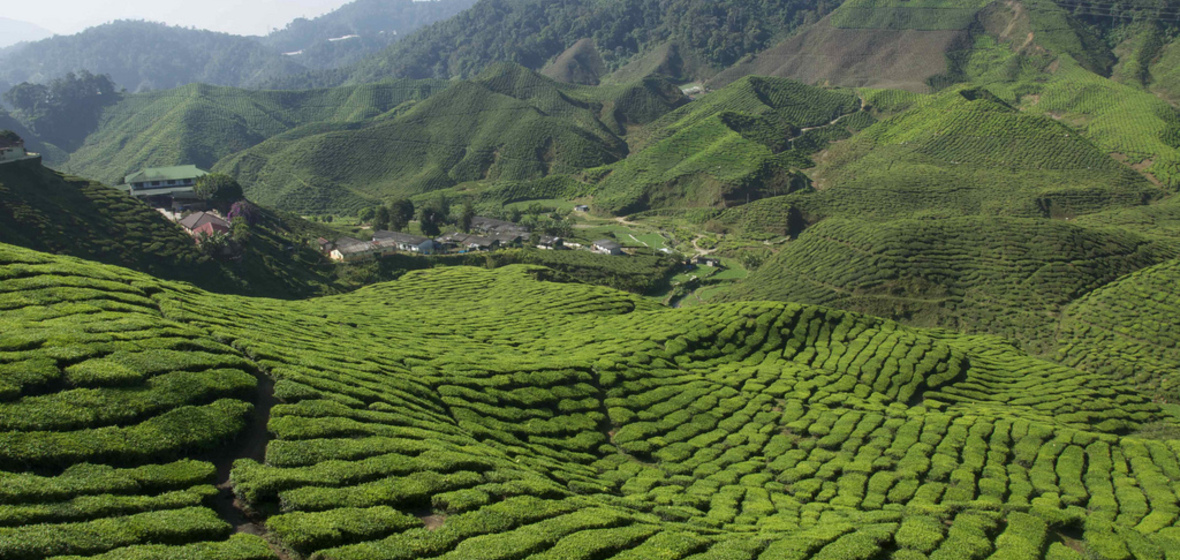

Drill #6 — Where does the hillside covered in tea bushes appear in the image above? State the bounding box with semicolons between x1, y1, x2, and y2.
2;240;1180;560
0;157;347;298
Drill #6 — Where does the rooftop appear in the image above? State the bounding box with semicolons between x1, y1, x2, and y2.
593;239;623;250
373;230;432;245
125;165;209;185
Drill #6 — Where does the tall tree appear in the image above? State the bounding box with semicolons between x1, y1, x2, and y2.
458;201;475;233
418;197;449;237
194;173;244;212
388;198;415;232
373;206;391;231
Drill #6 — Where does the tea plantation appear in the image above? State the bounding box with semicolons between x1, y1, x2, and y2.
722;216;1179;353
216;64;686;214
590;76;869;215
3;239;1179;559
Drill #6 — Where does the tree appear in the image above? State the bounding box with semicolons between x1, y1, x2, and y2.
373;206;391;231
388;198;414;232
195;173;244;210
228;201;261;225
418;197;449;237
458;201;475;233
357;207;376;222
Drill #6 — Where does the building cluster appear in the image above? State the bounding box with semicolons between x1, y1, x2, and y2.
322;216;589;263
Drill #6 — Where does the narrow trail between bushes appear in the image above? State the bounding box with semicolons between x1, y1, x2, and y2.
202;370;288;557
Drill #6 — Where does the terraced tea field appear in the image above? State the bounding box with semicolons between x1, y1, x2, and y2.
722;216;1179;352
3;241;1179;559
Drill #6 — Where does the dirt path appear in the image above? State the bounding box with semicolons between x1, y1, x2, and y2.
200;371;289;558
692;235;717;256
798;95;868;134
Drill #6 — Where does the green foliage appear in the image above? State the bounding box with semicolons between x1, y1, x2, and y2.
0;159;346;298
592;76;865;215
0;20;305;93
723;216;1176;353
64;78;447;188
1054;259;1180;399
194;173;244;206
220;64;684;214
0;193;1179;560
808;85;1163;221
2;71;119;151
345;0;839;84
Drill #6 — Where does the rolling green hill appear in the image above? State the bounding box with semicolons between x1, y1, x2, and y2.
802;85;1163;220
0;156;344;298
218;64;686;213
720;216;1178;352
1055;258;1180;399
62;79;448;188
589;76;870;215
0;241;1177;559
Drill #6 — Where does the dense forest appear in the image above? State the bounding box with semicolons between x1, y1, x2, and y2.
345;0;845;83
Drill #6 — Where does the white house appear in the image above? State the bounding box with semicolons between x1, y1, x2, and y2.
373;231;438;255
592;239;624;256
0;133;34;164
329;237;378;262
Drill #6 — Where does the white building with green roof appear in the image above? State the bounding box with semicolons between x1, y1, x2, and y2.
118;163;208;195
117;165;209;207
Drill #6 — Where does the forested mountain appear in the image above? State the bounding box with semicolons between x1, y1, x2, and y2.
0;21;307;93
341;0;843;85
261;0;477;70
0;0;474;94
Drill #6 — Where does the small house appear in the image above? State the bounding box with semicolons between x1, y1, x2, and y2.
435;232;498;252
573;205;590;212
191;221;230;239
0;132;32;164
693;256;723;268
329;236;378;262
537;236;563;250
316;237;334;254
592;239;624;256
373;231;438;254
178;212;230;233
471;216;529;237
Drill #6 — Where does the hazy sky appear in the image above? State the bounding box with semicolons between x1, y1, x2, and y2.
7;0;356;37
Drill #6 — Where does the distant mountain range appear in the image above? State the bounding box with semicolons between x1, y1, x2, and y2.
0;0;475;93
0;18;53;49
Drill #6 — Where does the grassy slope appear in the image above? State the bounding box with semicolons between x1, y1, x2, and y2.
0;157;344;298
62;79;448;187
1055;258;1180;398
721;216;1177;353
589;76;869;215
1;241;1177;560
804;85;1163;220
217;64;685;214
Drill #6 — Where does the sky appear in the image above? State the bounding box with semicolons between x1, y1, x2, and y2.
5;0;357;37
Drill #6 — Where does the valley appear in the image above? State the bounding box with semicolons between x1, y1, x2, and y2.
3;0;1180;559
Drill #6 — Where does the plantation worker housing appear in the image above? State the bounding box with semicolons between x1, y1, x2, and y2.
117;165;209;210
0;132;37;164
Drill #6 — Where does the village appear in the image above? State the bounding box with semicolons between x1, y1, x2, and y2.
114;164;653;263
